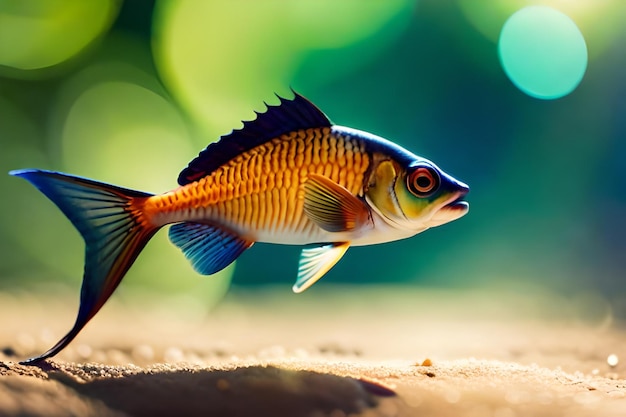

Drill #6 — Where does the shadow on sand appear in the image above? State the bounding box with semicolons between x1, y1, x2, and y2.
46;364;394;417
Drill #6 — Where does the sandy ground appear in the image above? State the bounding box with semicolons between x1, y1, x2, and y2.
0;285;625;417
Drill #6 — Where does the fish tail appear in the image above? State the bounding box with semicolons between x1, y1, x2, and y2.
10;169;159;365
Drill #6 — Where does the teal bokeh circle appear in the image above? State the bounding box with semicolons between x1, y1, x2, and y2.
498;6;587;100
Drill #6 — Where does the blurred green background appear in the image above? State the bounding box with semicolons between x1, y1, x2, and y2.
1;1;625;316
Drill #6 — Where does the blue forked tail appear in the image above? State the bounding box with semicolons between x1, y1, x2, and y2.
10;169;158;365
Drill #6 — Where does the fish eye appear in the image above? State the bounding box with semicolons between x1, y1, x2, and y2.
407;165;440;197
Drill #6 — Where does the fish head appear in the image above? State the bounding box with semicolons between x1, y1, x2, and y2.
366;158;469;231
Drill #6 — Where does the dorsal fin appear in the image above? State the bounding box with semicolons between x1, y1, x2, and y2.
178;92;333;185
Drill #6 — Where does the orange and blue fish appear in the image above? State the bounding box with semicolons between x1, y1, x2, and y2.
11;92;469;364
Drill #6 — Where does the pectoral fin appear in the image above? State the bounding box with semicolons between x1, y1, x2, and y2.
303;174;370;232
293;242;350;293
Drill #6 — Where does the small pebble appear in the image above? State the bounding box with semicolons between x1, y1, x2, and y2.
607;354;619;368
421;358;432;367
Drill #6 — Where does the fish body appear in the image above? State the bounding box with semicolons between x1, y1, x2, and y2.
148;125;466;247
11;93;469;364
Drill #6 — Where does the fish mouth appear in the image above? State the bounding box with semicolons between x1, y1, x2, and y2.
425;192;469;227
443;180;470;214
444;196;469;213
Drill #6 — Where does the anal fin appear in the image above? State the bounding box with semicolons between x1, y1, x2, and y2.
293;242;350;293
169;222;253;275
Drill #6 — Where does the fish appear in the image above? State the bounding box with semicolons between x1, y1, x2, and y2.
10;92;469;364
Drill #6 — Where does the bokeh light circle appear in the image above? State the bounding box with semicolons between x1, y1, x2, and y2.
498;6;588;100
61;80;192;190
0;0;119;72
152;1;414;141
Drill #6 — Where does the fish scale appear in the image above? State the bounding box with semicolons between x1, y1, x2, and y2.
146;128;370;242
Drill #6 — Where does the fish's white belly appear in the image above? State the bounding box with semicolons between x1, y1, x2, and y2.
249;210;424;247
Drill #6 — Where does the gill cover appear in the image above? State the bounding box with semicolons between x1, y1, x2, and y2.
365;160;406;225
